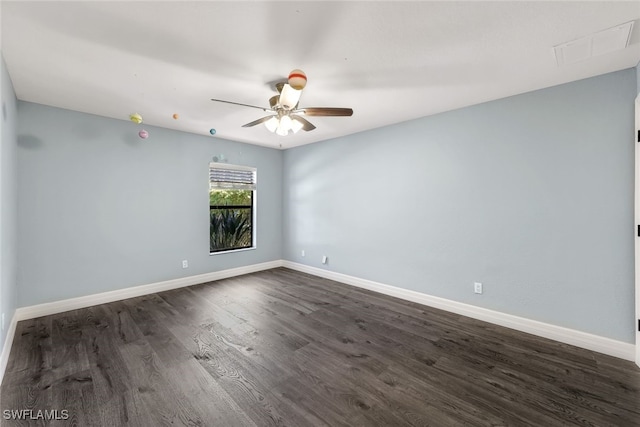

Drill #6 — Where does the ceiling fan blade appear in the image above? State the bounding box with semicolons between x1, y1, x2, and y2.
211;98;272;112
242;116;275;128
291;115;316;131
298;107;353;117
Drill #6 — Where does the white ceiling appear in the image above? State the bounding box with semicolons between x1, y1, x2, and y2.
2;1;639;149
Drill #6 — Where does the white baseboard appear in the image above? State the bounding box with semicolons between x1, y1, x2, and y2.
282;261;635;362
14;260;283;322
0;312;18;386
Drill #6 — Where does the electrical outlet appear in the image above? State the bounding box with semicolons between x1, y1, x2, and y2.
474;282;483;294
322;255;328;265
182;260;189;269
301;250;305;257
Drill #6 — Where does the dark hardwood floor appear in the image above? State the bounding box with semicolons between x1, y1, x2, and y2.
1;267;639;426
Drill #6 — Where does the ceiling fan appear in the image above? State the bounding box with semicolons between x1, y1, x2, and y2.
211;70;353;136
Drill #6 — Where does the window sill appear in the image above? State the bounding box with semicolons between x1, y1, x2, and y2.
209;246;256;256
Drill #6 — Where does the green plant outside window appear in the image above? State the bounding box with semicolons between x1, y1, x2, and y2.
210;189;253;253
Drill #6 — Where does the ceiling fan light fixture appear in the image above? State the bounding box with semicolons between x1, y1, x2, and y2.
276;115;293;136
279;83;302;110
279;115;293;130
264;116;278;132
212;70;353;137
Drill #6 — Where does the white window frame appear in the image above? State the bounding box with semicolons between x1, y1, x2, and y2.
209;162;257;255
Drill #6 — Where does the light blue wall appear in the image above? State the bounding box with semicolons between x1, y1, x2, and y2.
17;103;282;306
283;68;636;343
0;53;18;355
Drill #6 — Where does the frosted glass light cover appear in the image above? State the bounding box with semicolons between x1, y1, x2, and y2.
279;115;293;132
279;84;301;110
264;116;278;132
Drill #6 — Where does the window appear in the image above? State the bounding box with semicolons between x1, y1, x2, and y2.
209;163;256;254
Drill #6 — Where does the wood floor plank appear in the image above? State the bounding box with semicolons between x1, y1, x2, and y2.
2;318;53;387
48;369;97;427
163;359;258;427
117;339;205;426
182;326;300;426
286;344;409;427
80;306;143;426
2;267;640;426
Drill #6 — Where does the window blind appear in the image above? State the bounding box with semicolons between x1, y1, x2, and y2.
209;163;257;190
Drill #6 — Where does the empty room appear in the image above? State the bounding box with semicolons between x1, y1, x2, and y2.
1;1;640;426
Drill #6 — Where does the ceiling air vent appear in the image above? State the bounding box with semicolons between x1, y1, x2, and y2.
554;21;634;66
